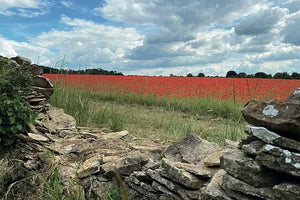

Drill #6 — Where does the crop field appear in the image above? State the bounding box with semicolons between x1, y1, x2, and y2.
45;74;300;103
45;74;300;145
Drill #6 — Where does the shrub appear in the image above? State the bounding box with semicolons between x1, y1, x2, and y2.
0;59;36;146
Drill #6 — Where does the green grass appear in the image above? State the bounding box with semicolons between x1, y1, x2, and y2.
49;81;246;145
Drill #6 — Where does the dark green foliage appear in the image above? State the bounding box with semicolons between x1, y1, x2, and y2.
197;72;205;77
237;72;247;78
0;60;35;146
186;73;193;77
226;70;237;78
106;189;120;200
254;72;271;78
42;66;124;76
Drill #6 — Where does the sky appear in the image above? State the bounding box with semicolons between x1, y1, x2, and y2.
0;0;300;76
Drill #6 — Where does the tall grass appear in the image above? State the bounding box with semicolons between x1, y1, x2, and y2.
50;80;243;122
49;80;246;145
49;82;126;131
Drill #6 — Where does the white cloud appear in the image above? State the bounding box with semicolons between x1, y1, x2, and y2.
61;1;72;8
0;0;51;17
1;16;145;69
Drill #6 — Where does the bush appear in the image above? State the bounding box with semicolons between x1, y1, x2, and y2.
0;59;36;146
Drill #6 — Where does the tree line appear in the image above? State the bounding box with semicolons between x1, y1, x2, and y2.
42;66;124;76
179;71;300;79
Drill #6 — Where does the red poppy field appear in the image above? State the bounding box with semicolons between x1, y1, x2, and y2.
45;74;300;104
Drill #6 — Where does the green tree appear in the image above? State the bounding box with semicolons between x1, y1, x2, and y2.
186;73;193;77
226;70;237;78
197;72;205;77
254;72;268;78
237;72;247;78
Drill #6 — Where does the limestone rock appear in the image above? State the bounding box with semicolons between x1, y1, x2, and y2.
203;149;233;167
119;156;144;176
246;125;300;152
170;162;212;179
273;182;300;200
221;173;281;200
27;133;49;142
11;55;32;66
46;106;77;133
221;150;280;187
164;133;221;164
101;130;128;140
161;159;205;189
201;169;231;200
33;75;53;88
241;140;265;156
77;155;103;178
256;144;300;177
242;93;300;140
25;64;43;76
31;86;54;99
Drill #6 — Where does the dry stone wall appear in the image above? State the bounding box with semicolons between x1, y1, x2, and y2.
213;88;300;200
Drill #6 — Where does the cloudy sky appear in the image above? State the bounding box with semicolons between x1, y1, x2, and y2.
0;0;300;76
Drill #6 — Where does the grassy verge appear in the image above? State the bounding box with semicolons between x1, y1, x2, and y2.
49;81;246;145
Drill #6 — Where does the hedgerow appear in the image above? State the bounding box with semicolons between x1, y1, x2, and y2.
0;58;36;146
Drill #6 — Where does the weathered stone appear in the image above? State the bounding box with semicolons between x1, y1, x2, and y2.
119;156;143;176
170;162;212;179
242;95;300;140
246;125;300;152
161;159;205;189
46;106;77;133
286;87;300;103
27;133;49;142
221;150;280;187
33;75;53;88
151;181;181;200
124;177;158;199
28;98;46;104
256;144;300;177
273;182;300;200
241;140;265;156
221;173;281;200
31;86;54;99
77;155;103;178
202;169;231;200
203;149;233;167
238;135;258;149
25;64;43;75
224;139;239;149
164;133;221;164
146;169;188;198
11;55;31;66
102;130;129;140
130;145;165;153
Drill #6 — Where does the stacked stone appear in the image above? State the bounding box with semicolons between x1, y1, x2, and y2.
9;56;54;112
218;87;300;200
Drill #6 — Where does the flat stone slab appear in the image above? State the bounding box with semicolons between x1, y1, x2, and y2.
242;89;300;140
164;133;221;164
273;182;300;200
77;155;103;178
221;173;281;200
221;150;280;187
27;133;49;142
256;144;300;177
201;169;231;200
246;125;300;152
161;159;206;189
